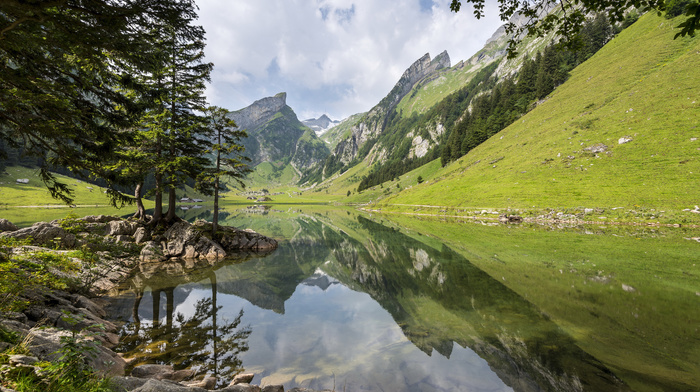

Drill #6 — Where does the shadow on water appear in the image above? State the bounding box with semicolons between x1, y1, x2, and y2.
106;205;697;391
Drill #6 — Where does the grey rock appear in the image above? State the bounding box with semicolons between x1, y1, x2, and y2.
109;376;149;392
0;219;18;232
71;294;107;318
131;379;207;392
115;234;134;243
0;222;75;248
106;220;140;236
163;221;225;260
220;385;261;392
261;386;284;392
132;364;175;379
8;355;38;366
182;376;216;390
80;215;121;224
584;143;608;154
134;227;151;244
26;328;125;376
232;373;255;385
140;241;166;262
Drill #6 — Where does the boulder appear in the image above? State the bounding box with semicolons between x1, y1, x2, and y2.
0;219;18;232
261;386;284;392
232;373;255;385
216;226;278;252
163;221;225;260
140;241;166;262
26;327;126;376
131;364;175;379
0;222;76;248
80;215;121;224
131;379;207;392
110;376;150;392
106;220;140;236
134;227;152;244
183;376;217;390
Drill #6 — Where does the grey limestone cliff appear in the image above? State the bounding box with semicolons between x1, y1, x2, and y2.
226;92;330;172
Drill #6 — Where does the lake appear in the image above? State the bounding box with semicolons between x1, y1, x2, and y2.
14;204;697;391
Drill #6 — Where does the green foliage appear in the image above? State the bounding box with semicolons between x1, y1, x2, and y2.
417;175;424;184
449;0;697;57
58;212;89;235
0;0;184;204
0;249;82;312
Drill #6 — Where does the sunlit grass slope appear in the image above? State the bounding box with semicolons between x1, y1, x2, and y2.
382;14;700;219
0;166;114;206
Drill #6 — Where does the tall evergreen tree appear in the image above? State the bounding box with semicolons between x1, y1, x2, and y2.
134;0;213;225
0;0;177;204
197;106;250;236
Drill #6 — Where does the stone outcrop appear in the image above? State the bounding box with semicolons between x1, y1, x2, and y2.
0;218;18;232
0;221;76;248
139;220;278;262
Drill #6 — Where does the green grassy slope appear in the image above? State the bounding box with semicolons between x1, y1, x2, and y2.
380;14;700;222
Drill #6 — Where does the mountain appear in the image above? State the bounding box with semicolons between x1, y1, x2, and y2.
227;92;330;186
328;51;451;168
302;114;340;136
377;12;700;216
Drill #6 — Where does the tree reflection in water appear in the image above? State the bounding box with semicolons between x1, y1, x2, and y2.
118;272;251;388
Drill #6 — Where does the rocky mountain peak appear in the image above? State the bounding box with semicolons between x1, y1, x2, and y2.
302;114;340;136
380;51;451;110
229;92;287;130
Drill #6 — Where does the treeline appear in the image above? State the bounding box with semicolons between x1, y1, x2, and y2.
0;1;248;225
441;14;615;165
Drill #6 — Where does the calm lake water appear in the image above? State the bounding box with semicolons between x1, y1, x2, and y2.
96;205;698;392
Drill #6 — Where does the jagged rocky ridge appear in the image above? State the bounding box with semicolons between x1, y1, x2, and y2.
302;114;339;136
329;51;451;168
226;92;330;172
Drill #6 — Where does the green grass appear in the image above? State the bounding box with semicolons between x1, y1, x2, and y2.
0;167;114;207
379;13;700;225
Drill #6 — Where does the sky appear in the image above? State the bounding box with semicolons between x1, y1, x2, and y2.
197;0;503;122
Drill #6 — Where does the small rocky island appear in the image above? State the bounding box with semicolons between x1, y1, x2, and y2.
0;216;327;392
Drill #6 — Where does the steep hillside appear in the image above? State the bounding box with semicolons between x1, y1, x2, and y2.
310;10;563;187
379;13;700;222
227;92;330;186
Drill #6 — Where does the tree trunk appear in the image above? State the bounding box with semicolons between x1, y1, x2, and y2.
213;139;221;237
149;171;163;226
165;184;179;222
133;182;146;220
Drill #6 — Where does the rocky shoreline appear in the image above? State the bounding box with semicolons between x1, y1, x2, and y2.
0;216;330;392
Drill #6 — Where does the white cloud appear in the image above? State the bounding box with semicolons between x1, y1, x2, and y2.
197;0;502;121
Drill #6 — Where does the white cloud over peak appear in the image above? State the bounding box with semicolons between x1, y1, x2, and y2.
197;0;501;121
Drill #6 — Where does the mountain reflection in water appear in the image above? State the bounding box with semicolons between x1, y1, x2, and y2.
107;208;631;392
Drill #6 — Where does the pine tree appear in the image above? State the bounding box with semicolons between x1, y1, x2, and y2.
197;106;250;236
134;0;213;225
